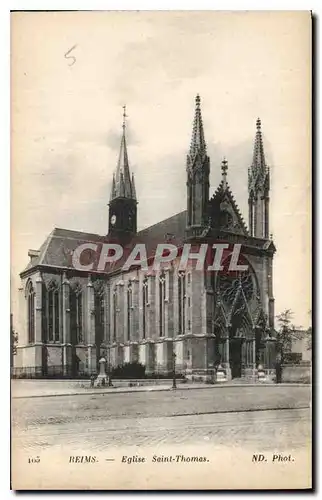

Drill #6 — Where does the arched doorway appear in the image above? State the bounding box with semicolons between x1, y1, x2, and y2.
229;311;253;378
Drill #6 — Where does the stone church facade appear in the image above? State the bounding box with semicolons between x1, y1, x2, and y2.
15;96;276;381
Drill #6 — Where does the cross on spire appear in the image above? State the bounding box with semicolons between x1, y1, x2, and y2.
221;157;228;176
256;117;261;130
122;105;127;130
221;157;228;188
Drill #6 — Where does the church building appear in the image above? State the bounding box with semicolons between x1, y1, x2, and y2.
15;96;276;381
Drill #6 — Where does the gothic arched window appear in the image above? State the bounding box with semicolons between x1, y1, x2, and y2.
112;287;117;343
142;277;148;339
27;281;35;344
159;271;166;337
76;289;83;343
70;285;83;344
47;282;60;343
127;282;132;341
95;284;105;349
178;272;186;335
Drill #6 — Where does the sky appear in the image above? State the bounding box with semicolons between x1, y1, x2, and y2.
11;11;311;328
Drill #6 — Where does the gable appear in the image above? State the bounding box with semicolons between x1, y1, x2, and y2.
209;182;248;236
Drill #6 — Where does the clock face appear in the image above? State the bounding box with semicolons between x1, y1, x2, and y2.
111;214;117;225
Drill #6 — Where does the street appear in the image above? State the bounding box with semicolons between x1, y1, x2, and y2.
12;385;311;452
11;385;312;489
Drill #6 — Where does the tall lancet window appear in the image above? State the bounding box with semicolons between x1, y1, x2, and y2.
95;284;105;349
178;272;186;335
159;271;166;337
127;282;132;341
142;277;148;339
112;287;117;343
70;285;83;345
47;281;60;343
76;288;83;344
27;281;35;344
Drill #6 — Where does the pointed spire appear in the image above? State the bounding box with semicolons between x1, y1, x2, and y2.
221;157;228;189
189;94;207;160
248;117;269;196
252;117;266;172
248;118;270;238
110;105;136;201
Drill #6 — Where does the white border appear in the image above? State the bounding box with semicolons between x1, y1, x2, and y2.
2;2;319;498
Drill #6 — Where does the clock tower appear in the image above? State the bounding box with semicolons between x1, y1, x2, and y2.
108;106;137;240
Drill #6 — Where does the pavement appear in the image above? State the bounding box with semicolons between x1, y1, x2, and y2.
11;379;310;399
12;385;311;429
12;405;312;490
11;383;312;490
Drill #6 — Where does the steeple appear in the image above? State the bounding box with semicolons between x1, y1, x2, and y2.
108;106;137;238
248;118;270;195
248;118;270;238
186;95;210;235
110;105;136;201
254;118;265;161
188;94;207;161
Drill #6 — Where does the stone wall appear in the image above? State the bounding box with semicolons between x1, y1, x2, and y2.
282;364;311;384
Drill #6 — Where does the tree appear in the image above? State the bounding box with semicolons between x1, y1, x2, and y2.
10;314;18;367
306;309;312;351
275;309;303;363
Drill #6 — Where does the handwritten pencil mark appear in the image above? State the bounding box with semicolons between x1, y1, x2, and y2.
64;45;77;66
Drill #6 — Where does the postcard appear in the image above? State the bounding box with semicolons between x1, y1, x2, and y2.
11;10;312;490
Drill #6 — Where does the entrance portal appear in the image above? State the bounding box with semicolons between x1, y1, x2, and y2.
230;339;242;378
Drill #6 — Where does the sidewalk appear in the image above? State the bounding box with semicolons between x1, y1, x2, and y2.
11;380;309;399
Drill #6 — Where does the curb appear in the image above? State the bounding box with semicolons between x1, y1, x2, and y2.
12;382;311;400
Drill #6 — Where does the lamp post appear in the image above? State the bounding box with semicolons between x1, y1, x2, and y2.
172;351;177;390
107;346;113;386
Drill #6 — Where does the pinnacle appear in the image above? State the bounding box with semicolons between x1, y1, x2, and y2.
248;117;269;196
189;94;207;160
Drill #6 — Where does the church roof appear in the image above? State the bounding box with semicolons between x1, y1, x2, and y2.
20;199;275;278
20;211;188;277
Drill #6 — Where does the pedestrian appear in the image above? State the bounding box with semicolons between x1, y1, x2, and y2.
90;374;95;388
275;353;282;384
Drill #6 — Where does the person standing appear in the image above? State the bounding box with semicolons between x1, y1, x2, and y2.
275;352;282;384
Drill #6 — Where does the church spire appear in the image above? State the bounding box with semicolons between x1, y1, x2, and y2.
108;106;137;238
248;117;269;196
186;95;210;233
252;118;266;175
248;118;270;238
110;105;136;201
188;94;207;161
